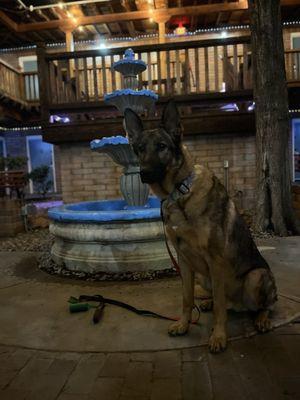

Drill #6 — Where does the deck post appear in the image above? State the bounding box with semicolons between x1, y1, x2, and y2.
36;42;50;124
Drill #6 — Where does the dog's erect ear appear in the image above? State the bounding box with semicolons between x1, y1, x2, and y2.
124;108;143;144
161;100;182;144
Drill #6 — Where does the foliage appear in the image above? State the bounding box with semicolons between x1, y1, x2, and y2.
0;156;27;171
26;165;52;196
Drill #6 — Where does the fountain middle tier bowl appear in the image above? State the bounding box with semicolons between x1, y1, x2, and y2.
104;89;158;114
48;197;171;274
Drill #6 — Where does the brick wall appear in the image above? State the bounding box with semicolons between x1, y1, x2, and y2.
186;133;256;210
59;133;256;209
59;142;123;203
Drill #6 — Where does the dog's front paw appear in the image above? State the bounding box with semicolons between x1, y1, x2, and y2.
168;320;189;336
208;330;227;353
255;311;272;333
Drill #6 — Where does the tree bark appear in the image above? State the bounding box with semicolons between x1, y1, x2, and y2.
248;0;300;235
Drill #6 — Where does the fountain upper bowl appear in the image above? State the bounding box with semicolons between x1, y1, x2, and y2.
48;196;161;223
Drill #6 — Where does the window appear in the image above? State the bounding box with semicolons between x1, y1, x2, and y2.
292;120;300;182
0;137;6;159
291;34;300;50
19;56;39;101
26;135;56;194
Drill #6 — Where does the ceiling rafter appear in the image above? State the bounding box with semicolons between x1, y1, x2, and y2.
81;3;110;36
0;0;299;36
17;1;249;32
119;0;136;36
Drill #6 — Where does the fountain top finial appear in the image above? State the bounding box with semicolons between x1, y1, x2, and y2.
113;48;146;76
124;48;135;60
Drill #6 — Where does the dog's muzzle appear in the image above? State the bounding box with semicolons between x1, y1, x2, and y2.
140;168;165;184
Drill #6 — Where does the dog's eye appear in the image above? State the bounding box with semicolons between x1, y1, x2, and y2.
157;143;167;151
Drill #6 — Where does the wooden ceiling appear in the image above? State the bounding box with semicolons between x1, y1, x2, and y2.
0;0;300;47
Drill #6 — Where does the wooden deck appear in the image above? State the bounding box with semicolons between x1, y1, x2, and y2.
2;35;300;130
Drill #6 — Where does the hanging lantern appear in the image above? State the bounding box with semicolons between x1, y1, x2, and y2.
174;21;187;35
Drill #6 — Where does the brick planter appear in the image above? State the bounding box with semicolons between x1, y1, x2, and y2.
0;198;24;237
292;184;300;220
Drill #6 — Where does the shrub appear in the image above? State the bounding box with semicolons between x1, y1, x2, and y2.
26;165;52;196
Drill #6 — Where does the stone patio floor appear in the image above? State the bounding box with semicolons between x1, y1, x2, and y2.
0;236;300;399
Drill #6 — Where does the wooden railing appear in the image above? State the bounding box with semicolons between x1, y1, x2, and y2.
0;60;38;104
40;36;253;109
1;40;300;110
0;61;24;102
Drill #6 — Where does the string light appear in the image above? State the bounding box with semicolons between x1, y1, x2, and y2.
0;126;41;132
0;21;300;53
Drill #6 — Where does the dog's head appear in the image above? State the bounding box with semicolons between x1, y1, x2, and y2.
124;100;182;184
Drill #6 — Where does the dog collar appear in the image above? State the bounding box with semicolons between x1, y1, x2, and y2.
169;171;195;202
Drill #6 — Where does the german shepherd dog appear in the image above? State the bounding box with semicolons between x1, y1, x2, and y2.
124;101;277;353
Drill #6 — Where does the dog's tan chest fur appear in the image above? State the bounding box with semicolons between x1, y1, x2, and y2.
161;165;217;276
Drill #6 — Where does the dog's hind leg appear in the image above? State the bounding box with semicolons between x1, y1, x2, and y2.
195;269;213;311
168;258;194;336
243;268;277;333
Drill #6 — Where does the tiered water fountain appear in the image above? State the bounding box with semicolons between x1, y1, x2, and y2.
48;49;171;274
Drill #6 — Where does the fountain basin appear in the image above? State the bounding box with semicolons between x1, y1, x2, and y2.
48;197;171;273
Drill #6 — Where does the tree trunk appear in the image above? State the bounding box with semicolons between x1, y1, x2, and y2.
248;0;300;235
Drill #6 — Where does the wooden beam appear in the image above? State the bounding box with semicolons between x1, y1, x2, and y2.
1;0;299;35
0;10;18;31
17;1;249;32
42;111;255;144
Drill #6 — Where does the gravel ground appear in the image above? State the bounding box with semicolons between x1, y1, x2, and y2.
0;226;276;282
0;229;177;282
0;229;53;252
